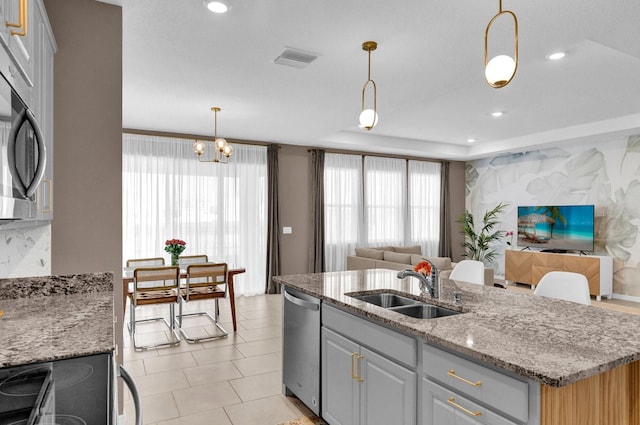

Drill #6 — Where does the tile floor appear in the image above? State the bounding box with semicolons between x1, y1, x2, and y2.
121;284;640;425
122;293;314;425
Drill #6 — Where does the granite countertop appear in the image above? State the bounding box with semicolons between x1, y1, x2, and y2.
274;269;640;387
0;272;114;368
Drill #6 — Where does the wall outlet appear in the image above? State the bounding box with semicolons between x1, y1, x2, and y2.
283;226;293;234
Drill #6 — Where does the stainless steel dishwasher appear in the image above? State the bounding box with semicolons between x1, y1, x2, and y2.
283;286;320;415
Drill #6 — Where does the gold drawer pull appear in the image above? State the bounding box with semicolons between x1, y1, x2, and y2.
6;0;28;37
356;355;364;383
351;352;358;379
448;369;482;387
447;397;481;417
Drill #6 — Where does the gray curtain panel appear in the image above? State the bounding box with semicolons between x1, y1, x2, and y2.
439;161;451;257
310;149;325;272
266;144;282;294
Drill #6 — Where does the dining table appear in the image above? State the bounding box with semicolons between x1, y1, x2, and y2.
122;267;246;332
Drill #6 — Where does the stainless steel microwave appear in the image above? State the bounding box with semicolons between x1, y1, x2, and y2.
0;69;46;224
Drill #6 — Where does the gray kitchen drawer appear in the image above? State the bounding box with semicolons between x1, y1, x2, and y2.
423;379;519;425
322;303;417;368
423;344;529;423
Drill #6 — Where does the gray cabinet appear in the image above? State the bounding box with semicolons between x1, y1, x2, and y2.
422;344;539;425
321;304;417;425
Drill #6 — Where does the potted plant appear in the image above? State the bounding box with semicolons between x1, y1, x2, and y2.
457;203;507;265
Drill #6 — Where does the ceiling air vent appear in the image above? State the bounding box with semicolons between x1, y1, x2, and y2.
274;47;318;69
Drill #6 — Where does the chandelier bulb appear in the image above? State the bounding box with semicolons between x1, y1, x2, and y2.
193;140;206;155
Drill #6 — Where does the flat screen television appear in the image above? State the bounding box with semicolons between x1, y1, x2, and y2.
516;205;594;253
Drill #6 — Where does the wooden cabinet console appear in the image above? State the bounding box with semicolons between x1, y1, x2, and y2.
505;250;613;300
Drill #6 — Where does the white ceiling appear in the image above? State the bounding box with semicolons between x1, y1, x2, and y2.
122;0;640;160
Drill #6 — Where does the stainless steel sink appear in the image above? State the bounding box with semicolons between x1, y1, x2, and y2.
351;292;420;308
388;304;460;319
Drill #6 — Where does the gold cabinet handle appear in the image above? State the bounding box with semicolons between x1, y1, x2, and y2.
351;352;358;379
6;0;27;36
447;397;481;417
42;179;52;213
448;369;482;387
356;355;364;383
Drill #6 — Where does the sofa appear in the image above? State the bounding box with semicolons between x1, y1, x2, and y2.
346;245;494;285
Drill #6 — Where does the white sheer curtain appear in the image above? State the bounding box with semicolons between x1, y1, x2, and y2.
364;156;407;247
408;160;441;256
122;133;267;296
324;153;363;272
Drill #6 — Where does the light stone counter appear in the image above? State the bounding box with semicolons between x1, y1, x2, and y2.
0;272;114;368
274;269;640;387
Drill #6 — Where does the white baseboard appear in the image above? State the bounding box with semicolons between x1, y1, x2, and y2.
117;414;126;425
611;293;640;303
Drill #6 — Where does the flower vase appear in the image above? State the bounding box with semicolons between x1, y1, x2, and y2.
171;253;179;266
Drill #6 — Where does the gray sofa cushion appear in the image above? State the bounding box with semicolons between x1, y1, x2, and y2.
373;245;396;251
354;248;385;260
383;251;412;264
394;245;422;255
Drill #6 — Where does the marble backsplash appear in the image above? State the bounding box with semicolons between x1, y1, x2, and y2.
0;224;51;278
0;271;113;300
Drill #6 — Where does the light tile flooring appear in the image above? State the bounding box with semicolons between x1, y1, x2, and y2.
122;294;314;425
121;285;640;425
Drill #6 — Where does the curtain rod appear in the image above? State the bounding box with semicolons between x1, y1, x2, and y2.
306;147;445;164
123;128;281;148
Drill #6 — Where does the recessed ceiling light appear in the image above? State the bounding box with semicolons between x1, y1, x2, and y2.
467;138;476;143
203;0;231;13
491;111;503;118
547;52;566;60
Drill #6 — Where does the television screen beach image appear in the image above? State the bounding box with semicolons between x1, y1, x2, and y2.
516;205;595;252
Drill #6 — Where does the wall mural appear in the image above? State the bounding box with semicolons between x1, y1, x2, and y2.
467;135;640;298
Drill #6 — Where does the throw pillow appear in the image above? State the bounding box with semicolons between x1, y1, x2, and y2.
424;256;453;271
383;251;412;264
393;245;422;255
354;248;385;260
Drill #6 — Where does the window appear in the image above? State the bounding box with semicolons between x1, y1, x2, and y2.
122;134;267;296
324;154;441;272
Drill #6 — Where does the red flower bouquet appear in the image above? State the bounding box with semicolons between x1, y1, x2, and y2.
164;239;186;265
413;261;432;276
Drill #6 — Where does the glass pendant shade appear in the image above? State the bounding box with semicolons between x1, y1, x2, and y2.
359;109;379;130
193;140;206;155
215;138;227;151
223;144;233;156
485;55;516;87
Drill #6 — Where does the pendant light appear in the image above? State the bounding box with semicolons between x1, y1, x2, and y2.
484;0;518;88
193;107;233;163
359;41;378;130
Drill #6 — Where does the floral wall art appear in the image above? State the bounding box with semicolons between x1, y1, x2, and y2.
466;135;640;300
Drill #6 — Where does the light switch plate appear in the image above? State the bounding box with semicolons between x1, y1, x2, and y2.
283;226;292;234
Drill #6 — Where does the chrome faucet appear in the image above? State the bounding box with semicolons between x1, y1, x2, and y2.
397;259;439;299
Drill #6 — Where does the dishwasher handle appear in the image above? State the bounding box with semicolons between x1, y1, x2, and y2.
284;289;319;311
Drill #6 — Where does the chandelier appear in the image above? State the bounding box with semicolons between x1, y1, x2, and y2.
193;107;233;163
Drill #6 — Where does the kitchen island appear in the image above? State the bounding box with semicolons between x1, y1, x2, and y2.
275;269;640;425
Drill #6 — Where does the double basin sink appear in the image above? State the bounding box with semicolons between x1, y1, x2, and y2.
350;292;461;319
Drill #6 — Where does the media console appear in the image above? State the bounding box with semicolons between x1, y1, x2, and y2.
505;250;613;301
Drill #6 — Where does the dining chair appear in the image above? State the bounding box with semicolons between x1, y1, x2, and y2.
449;260;485;285
178;262;229;342
126;257;165;268
534;271;591;305
178;254;209;267
128;265;181;350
